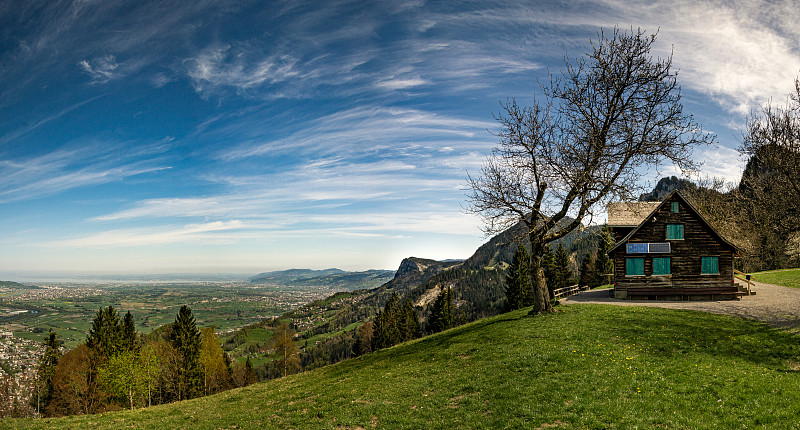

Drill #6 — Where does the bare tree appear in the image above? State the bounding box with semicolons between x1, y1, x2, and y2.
740;78;800;203
467;27;712;313
739;78;800;268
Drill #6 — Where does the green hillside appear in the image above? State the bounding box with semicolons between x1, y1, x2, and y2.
10;304;800;429
249;268;394;291
250;268;346;284
286;269;394;289
0;280;28;288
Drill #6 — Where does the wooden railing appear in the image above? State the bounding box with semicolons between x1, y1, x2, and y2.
553;284;590;299
734;269;753;295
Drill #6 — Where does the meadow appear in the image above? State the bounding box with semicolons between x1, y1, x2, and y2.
750;268;800;289
8;303;800;429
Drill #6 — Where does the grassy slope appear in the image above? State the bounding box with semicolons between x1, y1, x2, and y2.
8;304;800;429
750;268;800;289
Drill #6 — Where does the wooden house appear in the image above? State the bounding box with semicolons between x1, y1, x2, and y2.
607;190;741;300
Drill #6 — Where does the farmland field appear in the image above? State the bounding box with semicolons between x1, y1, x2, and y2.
0;282;348;348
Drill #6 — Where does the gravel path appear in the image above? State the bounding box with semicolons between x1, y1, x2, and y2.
560;280;800;331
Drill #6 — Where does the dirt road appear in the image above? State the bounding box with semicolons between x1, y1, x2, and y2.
561;280;800;331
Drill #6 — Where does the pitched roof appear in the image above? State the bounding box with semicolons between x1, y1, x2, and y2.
608;190;741;254
607;202;660;227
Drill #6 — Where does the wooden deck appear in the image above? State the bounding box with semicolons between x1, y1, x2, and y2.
626;286;744;300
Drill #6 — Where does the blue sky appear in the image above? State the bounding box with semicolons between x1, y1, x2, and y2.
1;0;799;278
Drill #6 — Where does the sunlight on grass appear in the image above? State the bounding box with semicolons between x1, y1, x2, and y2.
750;268;800;289
7;304;800;429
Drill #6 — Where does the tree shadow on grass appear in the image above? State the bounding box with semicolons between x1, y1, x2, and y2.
361;309;529;365
595;306;800;369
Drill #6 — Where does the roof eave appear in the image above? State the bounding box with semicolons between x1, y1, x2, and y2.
607;189;743;254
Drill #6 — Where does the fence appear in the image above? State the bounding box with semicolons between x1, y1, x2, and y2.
733;269;753;295
552;284;590;299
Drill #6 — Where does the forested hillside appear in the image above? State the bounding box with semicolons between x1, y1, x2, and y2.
250;269;393;290
243;219;602;375
250;269;344;284
406;219;599;322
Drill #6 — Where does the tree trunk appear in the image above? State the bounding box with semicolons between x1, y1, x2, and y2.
528;240;553;314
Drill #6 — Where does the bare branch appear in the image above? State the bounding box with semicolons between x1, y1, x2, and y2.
466;27;713;313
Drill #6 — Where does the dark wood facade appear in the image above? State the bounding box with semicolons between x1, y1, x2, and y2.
608;191;739;300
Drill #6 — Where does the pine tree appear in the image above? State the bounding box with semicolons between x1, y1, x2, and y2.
372;293;403;350
427;286;454;334
87;306;122;360
505;244;532;310
542;247;557;292
370;310;386;351
169;305;201;400
85;305;122;412
223;351;233;375
579;251;596;287
401;299;421;341
120;311;138;353
33;331;61;415
553;243;574;291
244;357;257;385
594;224;614;286
383;293;401;345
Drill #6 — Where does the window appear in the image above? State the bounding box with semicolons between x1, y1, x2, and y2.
627;243;649;253
647;243;671;253
666;224;684;240
626;258;644;276
626;242;671;254
653;257;671;275
671;201;679;213
701;256;719;274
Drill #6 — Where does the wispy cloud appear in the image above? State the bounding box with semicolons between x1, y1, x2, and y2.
0;142;170;204
489;0;800;115
376;77;429;90
690;145;746;184
186;44;303;95
79;54;120;83
48;220;249;248
410;1;800;114
92;164;464;222
60;205;481;249
9;0;797;274
663;6;800;114
218;106;494;160
0;96;102;147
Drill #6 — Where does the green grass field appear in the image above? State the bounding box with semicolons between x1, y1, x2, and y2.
749;268;800;289
7;303;800;429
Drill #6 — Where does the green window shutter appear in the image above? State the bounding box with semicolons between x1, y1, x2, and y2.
653;257;671;275
626;258;644;276
671;201;679;213
701;257;719;274
666;224;684;240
